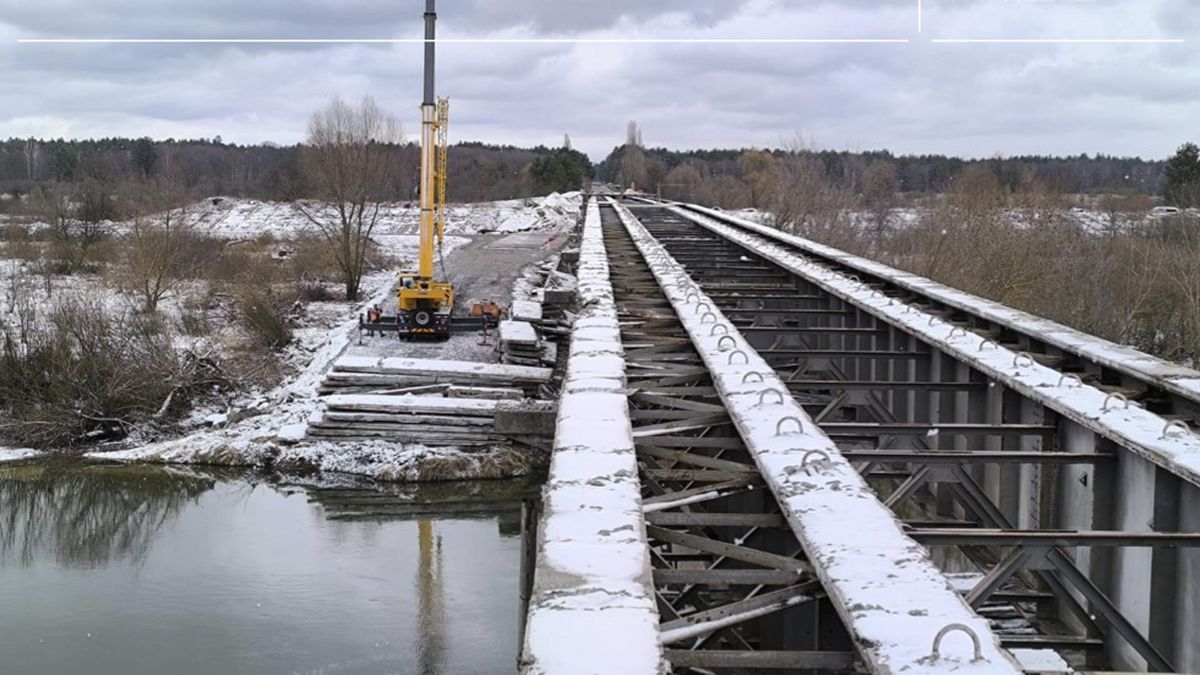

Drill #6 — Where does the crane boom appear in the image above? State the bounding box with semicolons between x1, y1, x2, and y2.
396;0;454;339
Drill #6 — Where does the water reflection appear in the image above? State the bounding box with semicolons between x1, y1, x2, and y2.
418;521;446;675
0;461;217;567
0;459;536;675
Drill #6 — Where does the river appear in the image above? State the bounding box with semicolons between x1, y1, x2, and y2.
0;459;533;674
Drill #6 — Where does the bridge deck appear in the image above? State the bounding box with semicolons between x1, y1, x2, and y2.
522;195;1200;674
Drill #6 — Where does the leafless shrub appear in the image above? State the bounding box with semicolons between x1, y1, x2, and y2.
232;277;294;351
294;279;337;303
120;176;197;313
770;163;1200;366
177;288;216;337
767;151;859;249
1;223;41;262
0;298;229;448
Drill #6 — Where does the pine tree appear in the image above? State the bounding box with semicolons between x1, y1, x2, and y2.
132;137;159;177
1165;143;1200;207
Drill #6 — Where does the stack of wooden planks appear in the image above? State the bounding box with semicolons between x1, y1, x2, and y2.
306;394;556;446
307;395;493;445
319;356;551;396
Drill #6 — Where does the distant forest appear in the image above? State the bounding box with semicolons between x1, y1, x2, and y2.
0;137;594;205
0;134;1172;209
597;144;1167;202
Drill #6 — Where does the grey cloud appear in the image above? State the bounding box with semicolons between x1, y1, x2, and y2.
0;0;1196;161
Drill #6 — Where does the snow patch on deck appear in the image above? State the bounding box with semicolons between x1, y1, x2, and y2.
520;198;665;674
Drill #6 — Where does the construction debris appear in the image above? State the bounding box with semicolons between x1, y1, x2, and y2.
510;299;544;325
500;320;543;366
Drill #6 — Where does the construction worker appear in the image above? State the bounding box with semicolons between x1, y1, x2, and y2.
366;305;382;336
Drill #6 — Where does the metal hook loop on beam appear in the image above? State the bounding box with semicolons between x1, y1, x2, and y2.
1102;392;1130;412
717;335;737;351
978;338;997;351
694;303;711;315
1057;373;1083;388
710;324;730;336
800;449;830;469
775;416;804;436
728;350;749;366
1162;420;1192;439
930;623;983;662
742;371;764;384
1013;352;1036;369
701;312;718;324
757;388;785;406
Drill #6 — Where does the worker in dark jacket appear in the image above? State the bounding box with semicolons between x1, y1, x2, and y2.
366;305;383;336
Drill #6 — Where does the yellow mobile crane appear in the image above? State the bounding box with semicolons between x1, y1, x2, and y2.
396;0;454;339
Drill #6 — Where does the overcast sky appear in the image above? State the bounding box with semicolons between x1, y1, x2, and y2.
1;0;1195;160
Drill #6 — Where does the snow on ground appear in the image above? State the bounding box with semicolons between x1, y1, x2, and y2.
184;192;582;240
77;193;582;481
0;447;40;463
715;204;1200;235
82;260;526;479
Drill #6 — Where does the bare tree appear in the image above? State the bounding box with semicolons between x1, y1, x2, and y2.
737;149;778;209
861;160;900;238
297;95;404;301
768;139;858;246
31;178;115;273
122;175;195;313
626;121;640;147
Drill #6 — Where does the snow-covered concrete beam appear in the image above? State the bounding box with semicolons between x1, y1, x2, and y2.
674;205;1200;489
614;201;1024;675
519;198;666;675
679;203;1200;414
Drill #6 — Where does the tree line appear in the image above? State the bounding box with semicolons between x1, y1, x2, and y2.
0;135;591;205
598;124;1196;208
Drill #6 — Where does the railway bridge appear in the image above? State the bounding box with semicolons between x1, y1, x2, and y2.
518;194;1200;674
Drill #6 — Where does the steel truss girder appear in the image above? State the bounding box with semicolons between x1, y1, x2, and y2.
600;204;862;671
631;203;1188;673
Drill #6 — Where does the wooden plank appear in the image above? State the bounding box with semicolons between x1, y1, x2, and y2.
653;568;803;585
646;512;787;528
646;526;809;573
319;412;494;426
324;394;500;415
331;356;551;382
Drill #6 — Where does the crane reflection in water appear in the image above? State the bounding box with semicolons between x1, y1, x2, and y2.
416;520;446;675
